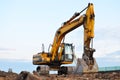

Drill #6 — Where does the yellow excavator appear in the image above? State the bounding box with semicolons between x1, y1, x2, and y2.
33;3;98;75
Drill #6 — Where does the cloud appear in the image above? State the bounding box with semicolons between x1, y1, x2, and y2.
104;50;120;60
0;58;31;62
94;39;120;57
96;50;120;67
91;24;120;58
101;50;120;62
0;47;16;51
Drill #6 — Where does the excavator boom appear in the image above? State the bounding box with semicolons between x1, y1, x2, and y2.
51;15;85;61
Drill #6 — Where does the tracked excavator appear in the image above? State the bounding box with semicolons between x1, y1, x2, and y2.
33;3;98;75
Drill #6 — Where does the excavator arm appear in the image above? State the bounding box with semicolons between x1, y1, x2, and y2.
51;3;95;67
83;3;95;69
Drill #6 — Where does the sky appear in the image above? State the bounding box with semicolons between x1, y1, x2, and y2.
0;0;120;73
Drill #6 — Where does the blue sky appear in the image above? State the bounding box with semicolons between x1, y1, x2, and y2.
0;0;120;73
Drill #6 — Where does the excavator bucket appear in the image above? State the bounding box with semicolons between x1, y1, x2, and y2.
74;58;98;73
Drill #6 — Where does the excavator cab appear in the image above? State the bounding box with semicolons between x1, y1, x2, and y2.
60;43;74;63
33;43;74;65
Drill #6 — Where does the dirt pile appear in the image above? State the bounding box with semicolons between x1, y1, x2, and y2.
78;71;120;80
0;70;120;80
16;71;120;80
0;70;18;80
44;71;120;80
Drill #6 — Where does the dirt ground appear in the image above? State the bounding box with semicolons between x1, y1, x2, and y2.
0;70;120;80
0;70;18;80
